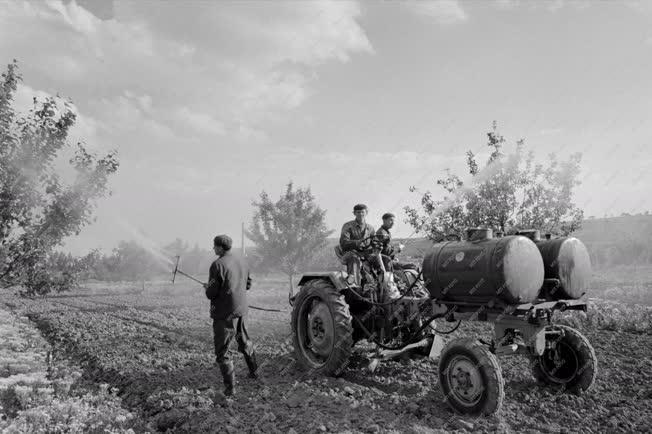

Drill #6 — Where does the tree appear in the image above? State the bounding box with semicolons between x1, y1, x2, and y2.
405;122;584;241
0;61;119;294
110;240;167;281
247;182;334;295
182;243;213;277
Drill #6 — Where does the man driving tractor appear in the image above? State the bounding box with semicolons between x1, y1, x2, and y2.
339;204;375;287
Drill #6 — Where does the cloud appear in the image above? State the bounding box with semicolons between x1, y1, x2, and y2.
538;128;563;136
494;0;519;10
0;1;378;252
45;0;99;35
404;0;468;24
175;107;226;136
546;0;566;12
0;1;373;143
259;147;465;175
624;0;652;14
114;1;373;130
233;70;310;122
119;1;373;67
492;0;592;12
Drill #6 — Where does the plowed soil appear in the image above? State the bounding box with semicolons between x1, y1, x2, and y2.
1;282;651;433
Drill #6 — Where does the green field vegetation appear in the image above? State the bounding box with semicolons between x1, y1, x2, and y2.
557;299;652;335
589;265;652;305
558;264;652;335
0;308;136;433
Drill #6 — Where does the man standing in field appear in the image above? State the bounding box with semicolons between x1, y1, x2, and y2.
203;234;258;397
339;204;375;286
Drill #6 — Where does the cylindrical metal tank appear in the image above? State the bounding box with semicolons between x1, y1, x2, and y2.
422;233;544;305
534;237;592;300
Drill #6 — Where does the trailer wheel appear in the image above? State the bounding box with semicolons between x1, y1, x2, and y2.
438;338;504;415
291;279;353;376
531;325;597;393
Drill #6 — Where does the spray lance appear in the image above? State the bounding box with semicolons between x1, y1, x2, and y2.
171;256;284;313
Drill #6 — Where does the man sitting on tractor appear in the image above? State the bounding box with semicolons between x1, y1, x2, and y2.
374;212;397;272
376;212;417;272
339;204;375;287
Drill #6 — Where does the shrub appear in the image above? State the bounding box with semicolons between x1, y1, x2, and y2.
0;384;134;434
555;299;652;335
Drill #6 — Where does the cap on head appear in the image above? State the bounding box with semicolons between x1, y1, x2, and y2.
382;212;395;220
353;204;368;212
213;234;233;251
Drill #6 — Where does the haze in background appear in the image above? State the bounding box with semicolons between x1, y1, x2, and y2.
1;0;651;254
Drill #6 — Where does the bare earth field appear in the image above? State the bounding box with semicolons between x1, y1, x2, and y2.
1;271;652;433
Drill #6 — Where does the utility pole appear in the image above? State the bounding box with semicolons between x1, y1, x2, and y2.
241;221;246;257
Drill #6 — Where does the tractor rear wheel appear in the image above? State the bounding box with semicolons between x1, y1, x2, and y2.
438;338;504;415
531;325;597;393
291;279;353;376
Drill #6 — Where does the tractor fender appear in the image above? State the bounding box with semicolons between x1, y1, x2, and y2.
297;272;348;292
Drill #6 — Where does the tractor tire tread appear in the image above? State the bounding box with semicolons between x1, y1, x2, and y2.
291;279;353;377
438;337;504;416
531;325;597;393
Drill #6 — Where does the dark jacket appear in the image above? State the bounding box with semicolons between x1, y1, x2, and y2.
205;251;252;319
339;220;376;252
376;226;394;258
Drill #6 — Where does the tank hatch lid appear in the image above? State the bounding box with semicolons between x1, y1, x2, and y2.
515;229;541;241
466;228;493;241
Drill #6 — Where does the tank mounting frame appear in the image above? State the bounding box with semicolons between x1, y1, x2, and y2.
429;298;589;358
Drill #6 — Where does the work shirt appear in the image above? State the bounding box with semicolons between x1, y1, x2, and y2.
376;225;395;257
205;251;252;320
339;220;376;253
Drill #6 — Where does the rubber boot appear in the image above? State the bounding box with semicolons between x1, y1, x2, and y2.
219;361;235;397
245;351;259;379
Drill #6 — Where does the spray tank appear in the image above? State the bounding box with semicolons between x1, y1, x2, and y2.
516;230;592;300
422;228;545;305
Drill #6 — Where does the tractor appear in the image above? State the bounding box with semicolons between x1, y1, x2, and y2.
290;228;598;415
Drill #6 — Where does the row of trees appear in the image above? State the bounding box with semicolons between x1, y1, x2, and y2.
82;235;341;285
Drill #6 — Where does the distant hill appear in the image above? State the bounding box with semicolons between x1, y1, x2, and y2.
574;213;652;244
574;213;652;266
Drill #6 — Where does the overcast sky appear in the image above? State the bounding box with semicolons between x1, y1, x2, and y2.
1;0;651;254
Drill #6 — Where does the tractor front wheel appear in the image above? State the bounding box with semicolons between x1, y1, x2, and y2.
291;279;353;376
438;338;505;415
